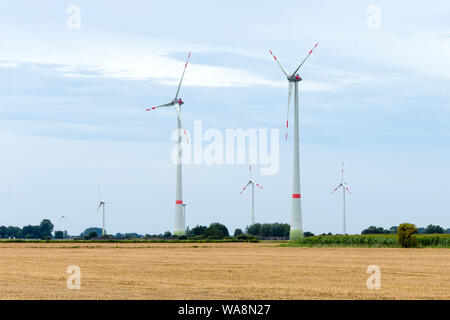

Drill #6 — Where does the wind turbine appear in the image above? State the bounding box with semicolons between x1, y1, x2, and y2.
59;212;67;238
96;184;108;237
240;164;263;225
331;163;352;235
269;43;318;240
146;52;191;236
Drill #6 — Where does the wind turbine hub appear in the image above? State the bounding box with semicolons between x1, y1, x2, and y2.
288;74;302;82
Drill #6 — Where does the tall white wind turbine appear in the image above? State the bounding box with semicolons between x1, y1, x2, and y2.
96;184;108;237
331;163;352;235
240;165;263;225
146;52;191;236
269;43;318;240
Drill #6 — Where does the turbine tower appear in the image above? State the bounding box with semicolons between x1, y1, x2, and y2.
269;43;318;240
96;185;108;237
331;163;352;235
240;165;263;225
182;202;188;229
146;52;191;236
59;212;67;238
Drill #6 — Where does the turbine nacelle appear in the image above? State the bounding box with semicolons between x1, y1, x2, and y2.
288;74;302;82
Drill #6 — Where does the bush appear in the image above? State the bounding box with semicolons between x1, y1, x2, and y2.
54;231;64;239
397;223;418;248
188;225;207;237
236;233;259;241
233;228;243;237
163;231;172;238
205;223;229;239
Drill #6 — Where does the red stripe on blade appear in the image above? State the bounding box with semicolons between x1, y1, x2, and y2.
292;194;301;198
175;200;183;204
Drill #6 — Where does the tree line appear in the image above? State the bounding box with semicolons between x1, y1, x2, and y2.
0;219;54;239
361;224;449;235
1;219;448;240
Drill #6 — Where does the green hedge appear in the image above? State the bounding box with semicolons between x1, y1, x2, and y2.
287;234;450;248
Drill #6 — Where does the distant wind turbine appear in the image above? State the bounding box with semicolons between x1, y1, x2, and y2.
59;211;67;236
331;163;352;235
269;43;319;240
146;52;191;236
96;184;109;237
240;165;263;225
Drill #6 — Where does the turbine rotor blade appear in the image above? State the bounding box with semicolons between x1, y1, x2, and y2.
96;202;102;214
175;104;189;144
292;42;318;76
285;82;294;141
240;181;252;194
97;184;102;200
269;50;289;77
344;183;352;194
331;183;343;194
146;102;173;111
174;51;191;100
253;180;264;190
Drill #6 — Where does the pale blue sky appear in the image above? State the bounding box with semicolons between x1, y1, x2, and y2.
0;1;449;235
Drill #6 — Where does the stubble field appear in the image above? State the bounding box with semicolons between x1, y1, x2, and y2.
0;242;448;299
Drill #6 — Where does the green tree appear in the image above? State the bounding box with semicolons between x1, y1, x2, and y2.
6;226;22;238
389;226;398;234
246;223;262;236
303;231;314;237
361;226;390;234
424;224;445;234
163;231;172;238
260;224;273;237
188;225;208;237
55;231;64;239
397;223;418;248
39;219;54;239
0;226;7;238
81;227;103;237
88;231;98;239
22;225;40;239
205;223;229;239
233;228;243;237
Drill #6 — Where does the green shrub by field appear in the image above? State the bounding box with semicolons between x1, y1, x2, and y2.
397;223;419;247
287;234;450;248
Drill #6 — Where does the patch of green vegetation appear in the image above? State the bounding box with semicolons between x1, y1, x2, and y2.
286;234;450;248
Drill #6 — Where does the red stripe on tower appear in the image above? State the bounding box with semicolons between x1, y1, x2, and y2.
292;194;301;198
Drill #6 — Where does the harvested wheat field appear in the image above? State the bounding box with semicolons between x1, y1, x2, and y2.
0;242;449;299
